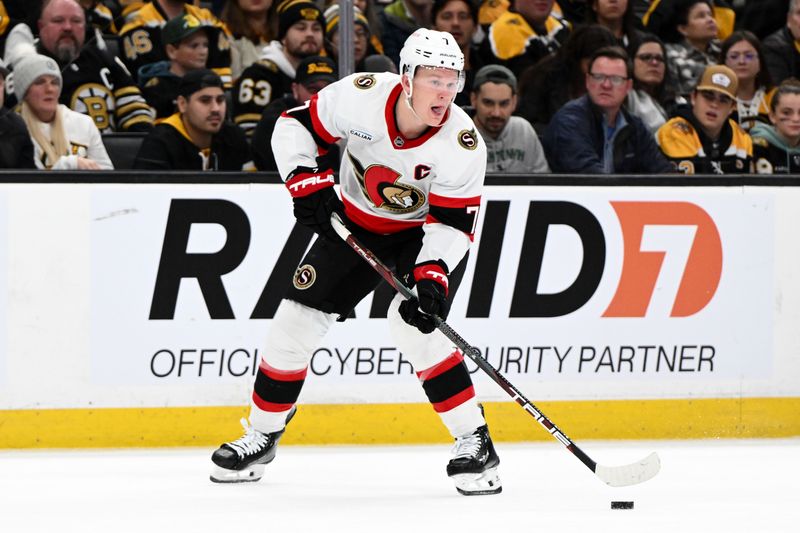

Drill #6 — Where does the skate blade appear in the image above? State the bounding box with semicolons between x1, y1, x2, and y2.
210;464;265;484
450;466;502;496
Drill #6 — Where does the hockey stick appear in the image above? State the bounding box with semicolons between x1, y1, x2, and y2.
330;212;660;488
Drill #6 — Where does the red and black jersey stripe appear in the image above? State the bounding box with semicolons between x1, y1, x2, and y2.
283;94;340;153
252;361;307;413
427;193;481;237
417;351;475;413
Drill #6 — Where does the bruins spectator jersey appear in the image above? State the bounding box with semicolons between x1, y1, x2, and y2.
488;10;570;73
41;42;154;133
233;41;294;135
656;112;753;174
119;2;232;86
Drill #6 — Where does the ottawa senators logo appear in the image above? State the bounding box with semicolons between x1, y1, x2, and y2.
293;265;316;290
348;151;424;212
457;128;478;150
353;74;376;89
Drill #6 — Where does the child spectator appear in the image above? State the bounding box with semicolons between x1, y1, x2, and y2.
752;79;800;174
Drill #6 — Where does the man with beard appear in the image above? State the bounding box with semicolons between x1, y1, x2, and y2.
470;64;549;173
119;0;232;87
232;0;324;135
133;69;252;170
3;0;153;132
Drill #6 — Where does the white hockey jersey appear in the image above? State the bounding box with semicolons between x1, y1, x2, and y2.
271;72;486;272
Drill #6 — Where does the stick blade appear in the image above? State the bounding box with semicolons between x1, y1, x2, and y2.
595;452;661;487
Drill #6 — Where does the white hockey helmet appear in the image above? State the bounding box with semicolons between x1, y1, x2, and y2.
399;28;465;93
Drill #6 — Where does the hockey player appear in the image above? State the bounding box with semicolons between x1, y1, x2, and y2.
211;28;502;496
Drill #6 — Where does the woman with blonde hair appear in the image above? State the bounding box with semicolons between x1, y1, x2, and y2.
14;54;113;170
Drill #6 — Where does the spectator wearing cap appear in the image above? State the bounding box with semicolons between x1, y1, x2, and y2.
543;46;672;173
379;0;434;68
324;3;385;71
139;14;216;119
656;64;753;173
14;53;113;169
469;64;548;173
4;0;154;133
233;0;325;135
134;69;253;170
0;57;35;168
118;0;233;87
251;55;338;171
433;0;488;107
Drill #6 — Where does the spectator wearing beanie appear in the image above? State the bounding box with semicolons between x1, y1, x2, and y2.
324;3;385;71
15;54;113;170
0;57;35;169
140;13;219;120
233;0;325;135
134;69;253;170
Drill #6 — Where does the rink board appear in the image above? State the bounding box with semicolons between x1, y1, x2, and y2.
0;179;799;447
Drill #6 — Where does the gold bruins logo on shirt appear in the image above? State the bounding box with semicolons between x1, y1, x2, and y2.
293;264;316;290
70;82;115;133
457;129;478;150
353;74;376;90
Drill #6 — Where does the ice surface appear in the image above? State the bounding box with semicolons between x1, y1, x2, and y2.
1;438;797;532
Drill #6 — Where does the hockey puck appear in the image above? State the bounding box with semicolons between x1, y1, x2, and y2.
611;501;634;510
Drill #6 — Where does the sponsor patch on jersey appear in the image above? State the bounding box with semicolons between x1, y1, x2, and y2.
348;152;425;213
354;74;376;89
293;264;317;290
349;129;373;141
457;128;478;150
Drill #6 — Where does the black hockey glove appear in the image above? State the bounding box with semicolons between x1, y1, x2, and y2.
398;261;450;334
285;166;343;241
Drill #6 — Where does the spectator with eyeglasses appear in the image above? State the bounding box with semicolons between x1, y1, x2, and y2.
720;31;775;133
543;45;671;173
626;33;677;133
656;64;753;173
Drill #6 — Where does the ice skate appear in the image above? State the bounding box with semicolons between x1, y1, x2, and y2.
446;424;502;495
210;406;296;483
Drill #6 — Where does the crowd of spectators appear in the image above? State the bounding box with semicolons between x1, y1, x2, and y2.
0;0;798;174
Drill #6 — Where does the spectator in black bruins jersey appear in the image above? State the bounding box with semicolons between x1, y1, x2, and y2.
487;0;571;75
15;53;113;169
251;55;337;171
0;56;35;168
752;79;800;174
118;0;233;87
139;13;216;119
656;64;753;174
133;69;253;170
232;0;324;135
4;0;154;133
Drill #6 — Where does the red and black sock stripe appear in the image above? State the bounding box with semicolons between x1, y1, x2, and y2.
252;361;307;413
417;351;475;413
